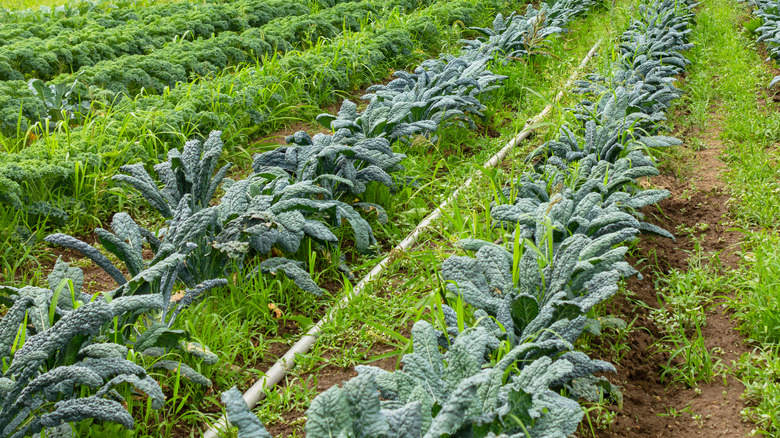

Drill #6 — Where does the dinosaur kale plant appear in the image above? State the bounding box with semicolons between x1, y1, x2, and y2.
3;256;223;390
441;232;638;347
571;0;694;132
253;128;405;197
573;74;683;131
314;0;584;148
459;0;690;353
304;320;614;437
491;152;674;242
317;96;439;144
540;0;602;30
220;387;272;438
317;55;506;145
213;169;377;293
529;89;682;165
747;0;780;87
48;130;378;297
112;130;232;218
461;0;600;63
461;7;560;62
0;261;167;438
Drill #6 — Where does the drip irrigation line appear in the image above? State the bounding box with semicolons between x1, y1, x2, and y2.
202;38;602;438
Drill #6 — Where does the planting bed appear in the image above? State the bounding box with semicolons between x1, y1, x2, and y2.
2;0;780;437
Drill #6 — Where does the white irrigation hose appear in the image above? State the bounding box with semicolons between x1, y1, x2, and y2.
203;38;601;438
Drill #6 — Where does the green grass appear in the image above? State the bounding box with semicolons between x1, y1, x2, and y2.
732;231;780;344
632;239;733;388
734;346;780;434
0;0;68;9
730;232;780;434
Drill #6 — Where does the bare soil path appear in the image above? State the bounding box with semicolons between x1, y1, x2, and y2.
587;105;753;437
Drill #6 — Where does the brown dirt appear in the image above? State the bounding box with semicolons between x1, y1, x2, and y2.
582;110;754;437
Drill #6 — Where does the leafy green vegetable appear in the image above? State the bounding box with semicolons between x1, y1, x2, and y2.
254;129;405;196
0;291;165;438
292;321;602;437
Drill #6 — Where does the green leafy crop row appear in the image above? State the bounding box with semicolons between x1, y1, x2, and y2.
741;0;780;87
0;0;522;141
0;0;369;130
0;0;502;225
0;0;444;137
0;0;355;27
350;0;693;436
0;1;589;435
55;0;376;97
217;0;698;436
0;0;214;43
0;0;318;81
65;0;440;101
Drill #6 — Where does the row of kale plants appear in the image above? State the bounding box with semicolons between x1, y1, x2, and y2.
15;0;444;96
0;0;324;81
0;0;501;229
215;0;697;436
0;1;598;436
0;0;409;135
0;0;199;26
742;0;780;87
0;0;363;27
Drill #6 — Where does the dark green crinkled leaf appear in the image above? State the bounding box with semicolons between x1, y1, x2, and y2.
221;387;272;438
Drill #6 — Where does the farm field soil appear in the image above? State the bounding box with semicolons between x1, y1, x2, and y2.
586;115;752;436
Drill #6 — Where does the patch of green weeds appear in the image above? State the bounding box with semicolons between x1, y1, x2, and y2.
731;231;780;344
655;321;724;387
256;373;319;429
734;347;780;435
581;398;618;436
648;242;734;387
